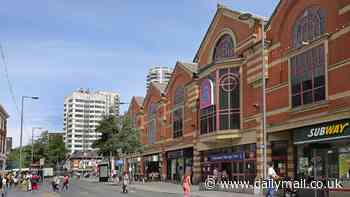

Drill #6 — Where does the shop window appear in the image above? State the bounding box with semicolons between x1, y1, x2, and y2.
218;68;240;130
271;141;288;176
173;87;184;138
213;34;235;62
292;6;326;48
291;45;325;107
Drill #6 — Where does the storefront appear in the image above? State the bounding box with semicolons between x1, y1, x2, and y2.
144;153;161;181
294;119;350;196
127;157;142;180
166;147;193;182
201;144;256;183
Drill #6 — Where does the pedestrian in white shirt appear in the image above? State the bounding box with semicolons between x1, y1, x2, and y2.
267;162;279;197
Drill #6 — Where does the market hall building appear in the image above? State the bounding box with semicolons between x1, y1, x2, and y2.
125;0;350;194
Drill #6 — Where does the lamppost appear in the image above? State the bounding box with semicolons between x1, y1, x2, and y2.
19;96;39;173
238;13;268;179
31;127;43;164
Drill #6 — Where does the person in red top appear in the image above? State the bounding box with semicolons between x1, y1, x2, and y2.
182;168;191;197
62;175;69;192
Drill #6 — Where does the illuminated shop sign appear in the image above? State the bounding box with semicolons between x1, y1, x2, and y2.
294;119;350;144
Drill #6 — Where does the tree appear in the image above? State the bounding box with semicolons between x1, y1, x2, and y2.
92;115;143;158
6;131;67;170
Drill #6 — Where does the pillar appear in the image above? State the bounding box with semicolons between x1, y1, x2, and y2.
192;145;202;184
161;151;167;181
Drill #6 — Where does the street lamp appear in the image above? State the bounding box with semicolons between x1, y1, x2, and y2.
31;127;43;165
238;13;268;179
19;96;39;173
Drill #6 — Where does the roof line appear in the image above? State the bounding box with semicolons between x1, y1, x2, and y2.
0;104;9;118
265;0;282;30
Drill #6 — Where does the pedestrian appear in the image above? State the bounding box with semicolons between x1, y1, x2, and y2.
52;176;60;192
266;162;279;197
62;175;69;192
182;169;191;197
122;172;129;193
2;174;7;197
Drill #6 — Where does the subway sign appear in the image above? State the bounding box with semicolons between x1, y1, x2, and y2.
294;119;350;144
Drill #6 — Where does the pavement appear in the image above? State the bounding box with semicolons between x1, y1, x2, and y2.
128;182;257;197
82;177;259;197
5;178;261;197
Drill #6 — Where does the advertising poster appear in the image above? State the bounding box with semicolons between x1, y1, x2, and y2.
339;153;350;178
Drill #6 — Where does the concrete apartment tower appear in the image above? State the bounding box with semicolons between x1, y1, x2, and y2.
146;66;172;88
64;89;120;154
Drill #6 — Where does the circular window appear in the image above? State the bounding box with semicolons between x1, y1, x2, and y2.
220;73;239;92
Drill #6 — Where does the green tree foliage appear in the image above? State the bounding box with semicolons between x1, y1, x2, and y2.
6;131;67;170
92;115;143;158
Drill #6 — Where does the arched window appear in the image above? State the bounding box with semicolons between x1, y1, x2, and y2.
291;6;326;107
173;87;184;138
174;86;185;106
200;79;216;134
213;34;235;62
218;67;240;130
293;6;326;48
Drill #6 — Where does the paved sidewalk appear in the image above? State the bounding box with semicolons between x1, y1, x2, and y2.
128;182;260;197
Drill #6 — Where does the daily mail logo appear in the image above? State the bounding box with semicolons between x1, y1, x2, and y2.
307;122;350;138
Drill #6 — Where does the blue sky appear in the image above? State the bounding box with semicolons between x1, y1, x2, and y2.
0;0;279;147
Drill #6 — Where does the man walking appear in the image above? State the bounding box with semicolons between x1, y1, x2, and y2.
266;162;279;197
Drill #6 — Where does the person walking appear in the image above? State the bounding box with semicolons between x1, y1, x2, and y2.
182;170;191;197
122;172;129;193
266;162;279;197
62;175;69;192
2;174;7;197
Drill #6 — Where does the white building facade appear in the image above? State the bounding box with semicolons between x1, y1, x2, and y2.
64;89;120;154
146;66;172;88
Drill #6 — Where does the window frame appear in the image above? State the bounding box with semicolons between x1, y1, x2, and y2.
172;86;185;138
289;43;326;108
217;67;241;130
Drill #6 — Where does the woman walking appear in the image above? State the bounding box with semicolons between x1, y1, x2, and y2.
182;169;191;197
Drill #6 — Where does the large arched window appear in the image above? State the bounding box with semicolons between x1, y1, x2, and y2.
173;87;184;138
148;103;157;144
292;6;326;48
213;34;235;62
218;67;240;130
291;6;326;108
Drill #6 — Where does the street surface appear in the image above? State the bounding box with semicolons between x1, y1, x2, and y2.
6;179;256;197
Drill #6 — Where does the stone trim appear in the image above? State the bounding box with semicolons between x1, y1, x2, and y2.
330;25;350;40
329;90;350;100
328;58;350;71
339;4;350;15
266;82;288;93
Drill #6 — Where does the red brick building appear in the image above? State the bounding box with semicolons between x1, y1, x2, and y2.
126;1;350;193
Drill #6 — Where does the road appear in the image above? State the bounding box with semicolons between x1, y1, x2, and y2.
7;179;184;197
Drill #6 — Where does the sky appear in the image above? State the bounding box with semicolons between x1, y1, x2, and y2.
0;0;279;148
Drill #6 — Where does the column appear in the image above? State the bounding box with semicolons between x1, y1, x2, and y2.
161;152;167;181
287;141;295;178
